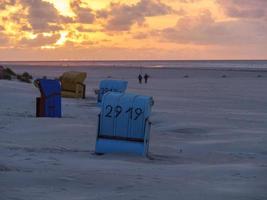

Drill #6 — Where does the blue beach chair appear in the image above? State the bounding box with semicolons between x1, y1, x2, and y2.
95;92;154;156
97;80;128;105
35;79;62;118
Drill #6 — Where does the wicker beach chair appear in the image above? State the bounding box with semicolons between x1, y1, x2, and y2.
59;71;87;99
35;79;61;118
95;92;154;156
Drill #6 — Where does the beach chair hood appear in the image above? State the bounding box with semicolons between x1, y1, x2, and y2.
60;71;86;90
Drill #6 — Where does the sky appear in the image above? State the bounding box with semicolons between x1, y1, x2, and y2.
0;0;266;61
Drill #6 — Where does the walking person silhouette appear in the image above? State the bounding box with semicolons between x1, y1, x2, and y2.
138;74;143;84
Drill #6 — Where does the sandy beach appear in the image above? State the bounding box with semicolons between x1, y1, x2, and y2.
0;66;267;200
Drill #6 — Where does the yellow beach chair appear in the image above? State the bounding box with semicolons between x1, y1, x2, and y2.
59;71;87;99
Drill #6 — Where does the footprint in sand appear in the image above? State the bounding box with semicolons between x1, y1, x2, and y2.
59;176;76;182
147;154;187;165
0;164;13;172
152;177;161;183
0;164;22;172
115;185;134;191
174;128;209;134
135;174;144;180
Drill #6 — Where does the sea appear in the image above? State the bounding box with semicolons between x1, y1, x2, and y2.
1;60;267;71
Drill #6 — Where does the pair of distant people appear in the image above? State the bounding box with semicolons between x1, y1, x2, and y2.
138;73;149;84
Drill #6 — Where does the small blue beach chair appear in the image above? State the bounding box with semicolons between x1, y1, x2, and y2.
95;92;154;156
97;80;128;105
35;79;62;118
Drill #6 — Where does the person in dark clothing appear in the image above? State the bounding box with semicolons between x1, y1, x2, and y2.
138;74;143;84
144;73;149;84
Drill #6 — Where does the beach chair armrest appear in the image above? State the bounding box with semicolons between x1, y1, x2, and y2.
76;82;86;98
97;114;101;136
144;118;151;155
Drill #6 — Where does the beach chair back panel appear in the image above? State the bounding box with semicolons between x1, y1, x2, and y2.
99;93;153;140
100;92;123;136
39;79;61;117
114;93;137;138
129;96;152;139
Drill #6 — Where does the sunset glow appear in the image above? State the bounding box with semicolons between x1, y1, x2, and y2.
44;0;75;17
0;0;266;60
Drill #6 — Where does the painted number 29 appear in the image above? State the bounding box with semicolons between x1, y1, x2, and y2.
105;105;143;120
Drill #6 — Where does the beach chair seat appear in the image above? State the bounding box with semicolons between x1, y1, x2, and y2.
60;71;87;99
97;80;128;105
35;79;61;118
95;92;154;156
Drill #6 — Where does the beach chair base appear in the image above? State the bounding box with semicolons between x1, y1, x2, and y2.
95;138;148;156
36;97;47;117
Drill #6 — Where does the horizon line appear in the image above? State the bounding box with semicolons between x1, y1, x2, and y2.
1;59;267;62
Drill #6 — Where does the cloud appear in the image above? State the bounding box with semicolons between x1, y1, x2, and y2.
99;0;173;31
76;26;101;33
0;0;16;9
0;33;9;45
132;32;149;39
71;1;95;24
217;0;267;19
17;0;73;33
179;0;202;3
0;0;266;59
19;33;60;47
161;10;267;45
17;0;95;33
19;0;61;32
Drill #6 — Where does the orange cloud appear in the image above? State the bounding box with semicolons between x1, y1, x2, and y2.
0;0;266;60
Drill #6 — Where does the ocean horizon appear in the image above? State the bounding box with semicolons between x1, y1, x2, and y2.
1;60;267;70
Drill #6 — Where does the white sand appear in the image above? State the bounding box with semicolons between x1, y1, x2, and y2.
0;66;267;200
